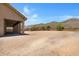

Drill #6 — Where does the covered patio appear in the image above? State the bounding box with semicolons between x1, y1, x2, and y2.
0;3;27;36
4;19;24;35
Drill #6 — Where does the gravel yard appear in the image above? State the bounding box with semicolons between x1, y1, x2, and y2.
0;31;79;56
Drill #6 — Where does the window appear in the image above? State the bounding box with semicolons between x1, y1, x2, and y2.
6;27;13;32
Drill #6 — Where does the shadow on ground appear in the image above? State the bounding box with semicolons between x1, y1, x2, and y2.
0;32;29;38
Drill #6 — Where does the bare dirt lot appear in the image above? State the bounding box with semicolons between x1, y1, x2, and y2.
0;31;79;56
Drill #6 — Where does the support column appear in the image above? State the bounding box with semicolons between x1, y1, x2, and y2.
13;21;24;34
13;23;20;34
20;21;24;34
0;19;4;36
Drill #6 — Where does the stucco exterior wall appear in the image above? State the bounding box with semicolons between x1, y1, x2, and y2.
0;4;24;21
20;21;24;34
0;4;26;36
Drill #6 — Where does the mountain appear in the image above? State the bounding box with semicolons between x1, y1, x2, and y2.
26;18;79;31
63;18;79;28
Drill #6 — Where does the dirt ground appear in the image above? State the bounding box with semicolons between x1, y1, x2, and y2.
0;31;79;56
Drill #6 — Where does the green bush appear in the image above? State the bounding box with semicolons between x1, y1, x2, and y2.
47;26;51;30
56;23;64;31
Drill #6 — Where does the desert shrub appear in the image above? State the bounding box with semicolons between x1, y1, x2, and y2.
46;25;51;30
30;26;36;31
41;26;45;30
56;23;64;31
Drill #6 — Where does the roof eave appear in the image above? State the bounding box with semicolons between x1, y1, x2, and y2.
3;3;27;21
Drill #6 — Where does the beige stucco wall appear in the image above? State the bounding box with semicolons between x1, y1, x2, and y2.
0;4;25;36
0;10;4;36
0;4;24;21
20;21;24;34
0;17;4;36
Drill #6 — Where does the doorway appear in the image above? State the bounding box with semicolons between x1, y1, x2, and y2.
4;19;21;35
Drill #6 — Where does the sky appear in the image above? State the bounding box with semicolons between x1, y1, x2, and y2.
11;3;79;26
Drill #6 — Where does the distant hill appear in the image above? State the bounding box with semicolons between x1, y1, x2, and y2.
63;18;79;29
25;18;79;31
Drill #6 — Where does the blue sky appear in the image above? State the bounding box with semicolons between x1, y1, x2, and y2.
11;3;79;26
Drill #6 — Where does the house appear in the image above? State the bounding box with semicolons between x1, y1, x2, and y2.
0;3;27;36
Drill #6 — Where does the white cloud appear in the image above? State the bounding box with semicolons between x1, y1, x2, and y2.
25;13;39;26
23;6;30;15
31;14;38;19
23;6;39;25
52;15;79;18
51;15;79;21
23;6;36;16
25;15;79;26
28;14;38;22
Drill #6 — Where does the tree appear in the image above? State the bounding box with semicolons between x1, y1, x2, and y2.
47;25;51;30
56;23;64;31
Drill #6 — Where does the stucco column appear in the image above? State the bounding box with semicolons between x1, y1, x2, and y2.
0;18;4;36
13;21;24;34
20;21;24;34
13;23;20;34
